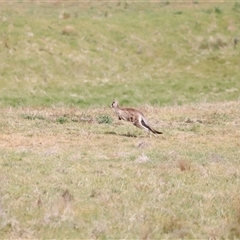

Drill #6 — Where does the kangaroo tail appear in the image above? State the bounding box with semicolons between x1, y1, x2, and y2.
141;119;163;134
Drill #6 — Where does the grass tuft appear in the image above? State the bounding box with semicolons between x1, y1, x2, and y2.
56;116;68;124
62;25;77;36
177;159;191;172
96;114;113;124
21;113;46;120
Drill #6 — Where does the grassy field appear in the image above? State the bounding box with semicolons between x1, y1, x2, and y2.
1;102;240;238
0;1;240;107
0;1;240;239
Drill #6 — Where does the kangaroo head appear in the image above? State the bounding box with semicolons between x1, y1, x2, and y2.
111;100;119;108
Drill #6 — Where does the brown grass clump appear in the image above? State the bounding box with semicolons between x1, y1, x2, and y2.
62;189;74;203
59;12;71;19
62;25;77;36
177;159;191;172
228;197;240;238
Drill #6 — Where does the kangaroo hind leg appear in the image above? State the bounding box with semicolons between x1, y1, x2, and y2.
133;119;152;135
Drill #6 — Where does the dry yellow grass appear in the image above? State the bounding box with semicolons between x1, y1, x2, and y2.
0;101;239;238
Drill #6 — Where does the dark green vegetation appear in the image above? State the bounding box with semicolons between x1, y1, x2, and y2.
0;1;240;107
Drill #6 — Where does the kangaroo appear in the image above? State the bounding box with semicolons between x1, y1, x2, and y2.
111;100;162;136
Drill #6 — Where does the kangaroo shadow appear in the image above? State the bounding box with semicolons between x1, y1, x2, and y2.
104;131;137;138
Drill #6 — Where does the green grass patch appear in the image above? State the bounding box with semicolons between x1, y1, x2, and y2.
0;2;240;108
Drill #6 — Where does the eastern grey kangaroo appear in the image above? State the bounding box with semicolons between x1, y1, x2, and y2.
111;100;162;136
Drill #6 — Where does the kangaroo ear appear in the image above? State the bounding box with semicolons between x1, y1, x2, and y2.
111;99;119;108
111;100;116;108
112;99;118;104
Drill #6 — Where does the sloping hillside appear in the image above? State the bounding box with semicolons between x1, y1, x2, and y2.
0;1;239;107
